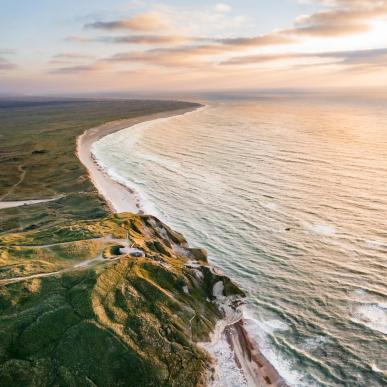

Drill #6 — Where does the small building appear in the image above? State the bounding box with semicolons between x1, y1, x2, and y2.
119;246;145;257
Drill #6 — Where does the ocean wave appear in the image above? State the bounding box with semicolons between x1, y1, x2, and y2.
91;146;160;216
365;239;387;249
351;303;387;334
349;289;387;334
208;336;248;387
242;310;311;387
301;335;329;352
307;223;337;236
92;100;387;386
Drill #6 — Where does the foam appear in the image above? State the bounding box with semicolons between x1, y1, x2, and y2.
365;239;387;249
349;289;387;334
137;152;181;174
208;335;248;387
260;201;278;211
91;146;160;216
309;223;337;236
371;363;387;375
301;335;329;351
242;309;312;387
90;105;208;217
351;303;387;334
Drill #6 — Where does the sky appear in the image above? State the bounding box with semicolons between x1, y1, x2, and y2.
1;0;387;94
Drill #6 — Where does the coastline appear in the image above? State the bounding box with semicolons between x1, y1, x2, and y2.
77;106;201;214
77;105;288;387
225;320;289;387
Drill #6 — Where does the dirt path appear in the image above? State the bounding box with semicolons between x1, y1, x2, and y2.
7;235;127;248
0;252;127;286
0;196;64;210
0;236;131;285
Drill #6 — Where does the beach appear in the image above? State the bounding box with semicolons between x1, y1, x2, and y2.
225;320;288;387
77;106;198;213
78;105;289;387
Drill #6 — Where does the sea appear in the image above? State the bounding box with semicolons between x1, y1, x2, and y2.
92;93;387;386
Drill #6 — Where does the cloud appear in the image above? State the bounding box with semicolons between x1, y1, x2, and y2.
127;0;147;9
0;57;17;71
101;34;193;45
54;0;387;78
0;49;15;55
85;12;169;31
216;33;295;47
53;52;95;59
49;63;108;74
49;52;96;66
103;32;296;68
286;0;387;37
214;3;232;13
69;31;290;48
105;48;206;67
222;47;387;67
65;36;92;43
67;34;206;46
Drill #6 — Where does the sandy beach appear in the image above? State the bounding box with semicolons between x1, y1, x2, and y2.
77;107;198;213
77;105;287;387
225;320;288;387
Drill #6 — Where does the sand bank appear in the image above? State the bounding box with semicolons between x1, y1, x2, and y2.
77;107;198;213
225;319;288;386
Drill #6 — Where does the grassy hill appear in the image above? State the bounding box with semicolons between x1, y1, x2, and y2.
0;99;244;387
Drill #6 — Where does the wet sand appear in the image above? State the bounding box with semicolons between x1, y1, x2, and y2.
225;319;288;386
77;107;198;213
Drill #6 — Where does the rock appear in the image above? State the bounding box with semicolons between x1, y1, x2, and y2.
32;149;48;154
190;248;208;262
130;250;145;257
119;246;145;257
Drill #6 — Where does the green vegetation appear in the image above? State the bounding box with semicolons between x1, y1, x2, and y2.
0;98;198;233
0;99;244;386
0;213;243;386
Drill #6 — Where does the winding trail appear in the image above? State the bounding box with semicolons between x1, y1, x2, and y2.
8;235;127;248
0;250;129;286
0;236;129;285
0;253;120;286
0;196;64;210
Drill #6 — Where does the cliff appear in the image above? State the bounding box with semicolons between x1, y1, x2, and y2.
0;213;244;386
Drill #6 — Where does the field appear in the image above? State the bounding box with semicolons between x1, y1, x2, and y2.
0;98;198;233
0;98;243;387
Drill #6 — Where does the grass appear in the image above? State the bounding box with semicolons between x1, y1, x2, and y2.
0;213;244;386
0;98;244;386
0;98;199;233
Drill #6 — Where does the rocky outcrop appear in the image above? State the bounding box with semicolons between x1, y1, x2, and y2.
0;213;244;387
189;248;208;262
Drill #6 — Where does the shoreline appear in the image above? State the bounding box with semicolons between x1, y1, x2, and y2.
77;106;201;214
225;319;289;387
77;105;288;387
